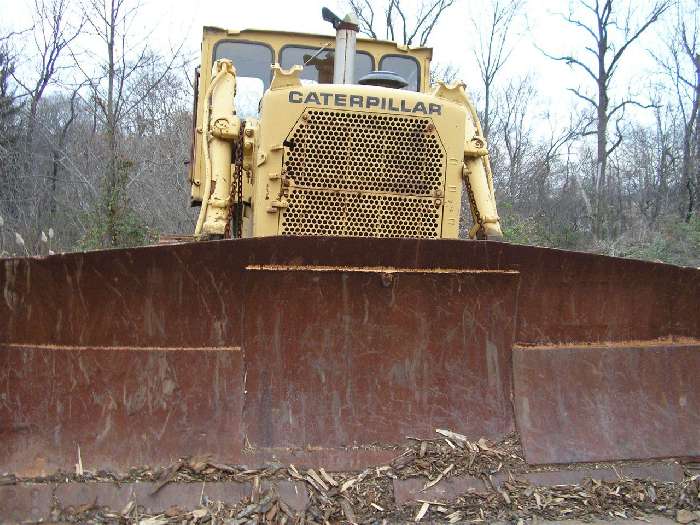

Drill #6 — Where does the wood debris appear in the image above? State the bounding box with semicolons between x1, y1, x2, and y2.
22;433;700;524
414;501;430;521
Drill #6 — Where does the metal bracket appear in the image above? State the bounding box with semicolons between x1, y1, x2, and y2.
270;64;303;90
266;199;289;213
464;136;488;158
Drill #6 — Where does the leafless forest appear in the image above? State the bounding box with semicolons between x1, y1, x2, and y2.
0;0;698;266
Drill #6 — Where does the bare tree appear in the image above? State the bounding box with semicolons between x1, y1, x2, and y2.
470;0;523;139
430;61;459;84
500;75;534;201
545;0;670;238
80;0;185;246
653;0;700;221
48;87;82;220
0;43;23;225
6;0;85;237
13;0;83;150
346;0;455;46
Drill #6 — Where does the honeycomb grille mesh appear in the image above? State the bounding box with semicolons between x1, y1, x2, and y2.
281;189;441;238
281;109;445;238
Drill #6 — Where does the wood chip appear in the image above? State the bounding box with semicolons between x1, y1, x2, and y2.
422;463;454;491
75;445;83;476
370;503;385;511
288;464;303;480
138;517;168;525
251;475;260;502
419;441;427;458
414;502;430;522
0;474;16;486
306;469;329;491
121;501;135;516
319;468;338;487
150;461;183;496
499;488;511;504
304;475;324;493
340;477;357;493
266;503;278;522
435;428;468;443
208;462;238;473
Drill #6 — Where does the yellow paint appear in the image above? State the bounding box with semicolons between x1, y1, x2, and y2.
190;27;502;240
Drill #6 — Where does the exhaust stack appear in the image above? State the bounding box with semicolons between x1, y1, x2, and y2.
322;7;359;84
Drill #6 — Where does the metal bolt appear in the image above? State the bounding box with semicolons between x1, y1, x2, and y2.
380;272;394;287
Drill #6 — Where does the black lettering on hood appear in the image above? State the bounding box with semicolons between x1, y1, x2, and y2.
288;90;441;116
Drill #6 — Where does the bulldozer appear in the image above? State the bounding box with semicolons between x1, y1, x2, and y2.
188;11;500;242
1;9;699;523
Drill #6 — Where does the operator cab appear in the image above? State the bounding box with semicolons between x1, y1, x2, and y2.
198;21;432;118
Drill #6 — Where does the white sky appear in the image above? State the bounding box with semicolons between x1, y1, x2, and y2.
1;0;671;129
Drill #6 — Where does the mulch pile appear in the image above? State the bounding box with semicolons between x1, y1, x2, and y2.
8;431;700;524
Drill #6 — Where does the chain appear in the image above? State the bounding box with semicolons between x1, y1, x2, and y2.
462;165;485;239
224;122;245;239
235;136;243;238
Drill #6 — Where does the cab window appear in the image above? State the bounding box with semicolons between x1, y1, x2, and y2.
214;41;274;118
280;46;374;85
379;55;420;91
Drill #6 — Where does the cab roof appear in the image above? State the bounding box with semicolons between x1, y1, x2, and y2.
203;26;434;61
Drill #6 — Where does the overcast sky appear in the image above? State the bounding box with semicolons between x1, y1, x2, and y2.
2;0;670;129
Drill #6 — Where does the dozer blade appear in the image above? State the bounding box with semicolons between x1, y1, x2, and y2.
1;236;699;477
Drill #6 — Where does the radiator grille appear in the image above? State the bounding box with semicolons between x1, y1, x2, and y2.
281;189;441;238
281;109;445;238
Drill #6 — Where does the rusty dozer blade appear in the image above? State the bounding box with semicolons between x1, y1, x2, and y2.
1;237;699;477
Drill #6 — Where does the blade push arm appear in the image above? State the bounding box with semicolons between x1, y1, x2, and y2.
195;59;241;239
432;82;503;240
462;95;502;240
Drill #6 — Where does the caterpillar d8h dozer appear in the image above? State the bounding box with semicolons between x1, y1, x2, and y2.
1;9;699;522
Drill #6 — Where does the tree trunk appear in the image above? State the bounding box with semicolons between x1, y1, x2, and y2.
484;83;491;139
105;0;117;247
594;33;609;239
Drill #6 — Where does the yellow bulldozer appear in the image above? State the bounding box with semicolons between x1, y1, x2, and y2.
189;12;501;242
1;9;699;523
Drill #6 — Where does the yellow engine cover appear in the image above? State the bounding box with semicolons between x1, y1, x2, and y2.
249;82;468;239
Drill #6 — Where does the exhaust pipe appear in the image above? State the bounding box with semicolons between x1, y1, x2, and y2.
322;7;359;84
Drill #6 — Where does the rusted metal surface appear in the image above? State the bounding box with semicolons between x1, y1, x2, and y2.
0;481;308;523
0;344;244;476
2;237;697;347
1;236;699;473
241;266;519;447
514;343;700;464
239;448;399;471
